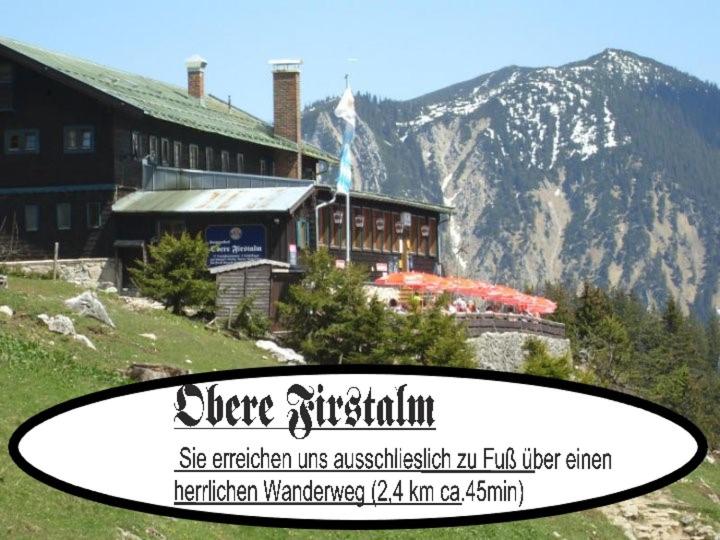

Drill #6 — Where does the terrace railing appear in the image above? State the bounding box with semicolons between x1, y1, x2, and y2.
456;312;566;339
142;161;314;191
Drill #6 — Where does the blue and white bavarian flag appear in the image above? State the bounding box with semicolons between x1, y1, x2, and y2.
334;86;356;194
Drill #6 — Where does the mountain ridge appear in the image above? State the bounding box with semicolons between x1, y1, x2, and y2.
302;49;720;317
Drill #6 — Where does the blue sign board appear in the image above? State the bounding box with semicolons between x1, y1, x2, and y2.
206;225;266;267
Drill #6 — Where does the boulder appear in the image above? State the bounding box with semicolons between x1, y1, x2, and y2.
139;333;157;341
73;334;97;350
0;274;7;288
125;363;188;382
38;314;76;335
64;291;115;328
0;305;13;317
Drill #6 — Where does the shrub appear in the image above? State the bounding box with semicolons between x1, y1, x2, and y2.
522;338;574;380
278;250;475;367
229;295;270;339
129;232;215;315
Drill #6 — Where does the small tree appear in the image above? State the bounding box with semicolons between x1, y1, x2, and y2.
278;249;475;366
229;295;270;339
522;338;573;380
129;232;215;315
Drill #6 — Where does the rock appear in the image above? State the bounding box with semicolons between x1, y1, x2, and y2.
115;528;142;540
103;286;118;294
680;514;696;526
0;274;7;288
64;291;115;328
38;314;75;335
620;502;639;520
72;334;96;350
124;363;188;382
145;527;166;540
255;340;305;364
139;333;157;341
0;305;13;317
696;525;717;540
121;296;165;311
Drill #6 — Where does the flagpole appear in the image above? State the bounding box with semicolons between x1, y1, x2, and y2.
344;74;351;265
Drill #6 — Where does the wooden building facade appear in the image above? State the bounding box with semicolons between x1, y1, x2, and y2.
0;37;451;289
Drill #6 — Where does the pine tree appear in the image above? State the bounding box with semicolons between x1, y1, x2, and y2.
129;232;215;315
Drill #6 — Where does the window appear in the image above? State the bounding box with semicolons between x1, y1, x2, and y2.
4;129;39;154
391;213;401;253
318;206;330;246
352;207;363;250
131;131;141;159
331;205;345;248
86;202;102;229
428;218;438;257
221;150;230;172
56;203;71;231
189;144;199;169
418;216;429;256
205;147;214;171
173;141;182;167
362;208;373;250
64;126;94;153
259;158;268;176
160;138;170;166
149;136;158;161
296;218;309;249
410;215;419;255
236;153;245;173
373;210;384;252
24;205;39;232
0;62;13;111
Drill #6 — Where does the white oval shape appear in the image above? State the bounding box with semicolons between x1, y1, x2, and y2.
10;366;706;529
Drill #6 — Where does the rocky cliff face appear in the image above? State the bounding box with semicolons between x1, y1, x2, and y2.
303;49;720;316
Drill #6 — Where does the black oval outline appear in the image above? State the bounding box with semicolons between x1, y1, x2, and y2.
8;365;708;530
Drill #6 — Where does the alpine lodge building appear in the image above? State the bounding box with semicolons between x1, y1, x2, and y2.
0;37;450;292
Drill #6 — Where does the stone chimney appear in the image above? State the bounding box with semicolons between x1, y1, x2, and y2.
185;54;207;99
270;59;302;178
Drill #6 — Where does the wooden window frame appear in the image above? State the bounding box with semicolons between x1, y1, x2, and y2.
56;202;71;231
64;125;95;154
173;141;182;168
205;147;214;171
86;202;102;230
428;217;438;257
362;208;373;251
24;204;39;232
236;153;245;173
351;206;363;251
4;129;39;154
160;138;170;166
189;144;199;169
149;135;158;161
221;150;230;172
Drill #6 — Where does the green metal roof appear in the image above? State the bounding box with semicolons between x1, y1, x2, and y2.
0;37;337;163
315;185;453;214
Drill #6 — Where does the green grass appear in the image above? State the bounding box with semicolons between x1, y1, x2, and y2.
0;275;696;539
668;460;720;525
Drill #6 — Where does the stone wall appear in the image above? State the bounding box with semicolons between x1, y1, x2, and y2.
469;331;571;372
1;257;119;289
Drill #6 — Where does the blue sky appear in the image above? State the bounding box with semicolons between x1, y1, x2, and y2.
2;1;718;122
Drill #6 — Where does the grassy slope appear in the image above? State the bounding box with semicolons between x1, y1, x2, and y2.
0;276;678;539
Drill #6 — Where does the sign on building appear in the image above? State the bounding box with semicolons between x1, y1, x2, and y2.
206;225;266;267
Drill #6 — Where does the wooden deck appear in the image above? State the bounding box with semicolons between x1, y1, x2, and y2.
456;312;566;339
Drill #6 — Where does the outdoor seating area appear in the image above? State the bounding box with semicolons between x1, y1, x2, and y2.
373;271;557;317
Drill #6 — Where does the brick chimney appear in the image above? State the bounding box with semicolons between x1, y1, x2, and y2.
270;59;302;178
185;54;207;99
